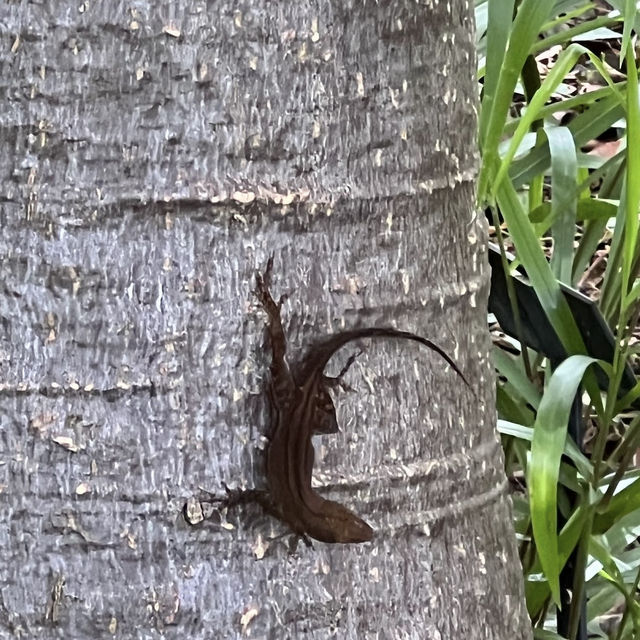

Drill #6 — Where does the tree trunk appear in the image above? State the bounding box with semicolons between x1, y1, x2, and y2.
1;2;531;638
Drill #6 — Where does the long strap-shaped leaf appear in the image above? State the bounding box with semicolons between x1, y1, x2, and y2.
478;0;556;201
529;356;602;606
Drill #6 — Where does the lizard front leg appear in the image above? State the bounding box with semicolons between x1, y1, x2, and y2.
255;256;294;395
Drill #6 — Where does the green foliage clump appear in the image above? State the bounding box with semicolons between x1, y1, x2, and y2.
476;1;640;638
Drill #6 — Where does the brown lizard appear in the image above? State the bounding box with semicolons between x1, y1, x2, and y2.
254;257;471;543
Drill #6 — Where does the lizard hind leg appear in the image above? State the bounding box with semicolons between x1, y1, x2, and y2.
324;348;364;392
309;348;365;435
311;350;364;435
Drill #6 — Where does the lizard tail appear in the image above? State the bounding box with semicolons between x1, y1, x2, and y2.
297;328;473;392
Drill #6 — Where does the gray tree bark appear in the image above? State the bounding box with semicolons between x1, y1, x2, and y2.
0;1;532;639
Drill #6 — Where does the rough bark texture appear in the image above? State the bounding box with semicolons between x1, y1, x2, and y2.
0;1;532;638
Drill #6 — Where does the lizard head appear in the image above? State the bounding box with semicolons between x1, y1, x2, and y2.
313;499;374;543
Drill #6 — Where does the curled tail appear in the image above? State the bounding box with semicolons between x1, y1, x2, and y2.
297;327;473;392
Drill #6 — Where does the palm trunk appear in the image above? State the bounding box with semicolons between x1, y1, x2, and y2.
0;2;531;638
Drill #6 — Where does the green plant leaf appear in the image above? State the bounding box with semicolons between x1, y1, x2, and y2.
497;419;593;481
510;92;625;188
496;177;586;355
497;385;536;425
493;44;588;194
494;44;623;198
594;476;640;534
479;0;515;147
524;502;590;617
589;534;640;631
533;15;623;56
478;0;556;200
529;355;600;606
623;43;640;309
492;348;541;409
547;124;578;284
620;0;638;68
